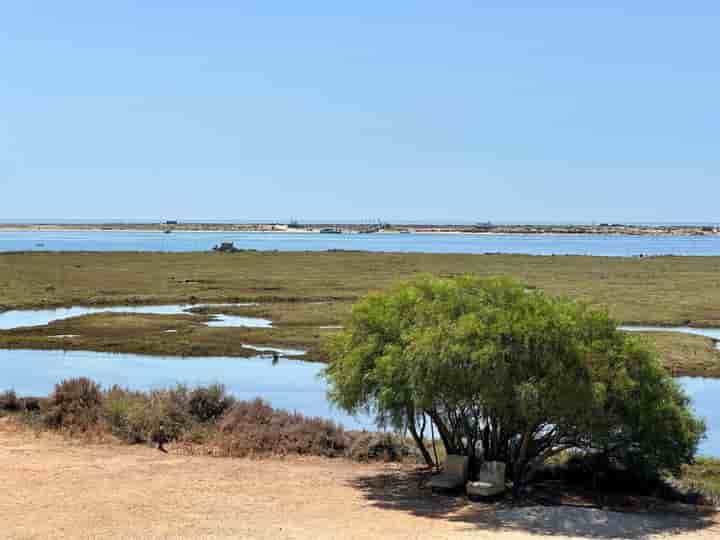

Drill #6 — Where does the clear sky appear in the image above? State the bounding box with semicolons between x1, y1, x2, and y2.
2;2;719;223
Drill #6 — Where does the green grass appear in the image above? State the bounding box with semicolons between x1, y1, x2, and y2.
3;251;720;324
679;458;720;503
1;251;720;374
645;332;720;377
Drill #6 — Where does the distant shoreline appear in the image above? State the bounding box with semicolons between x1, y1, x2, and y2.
0;222;719;236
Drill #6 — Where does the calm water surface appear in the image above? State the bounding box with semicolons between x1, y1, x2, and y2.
0;304;269;330
0;349;375;431
0;348;716;456
3;230;720;256
2;308;718;454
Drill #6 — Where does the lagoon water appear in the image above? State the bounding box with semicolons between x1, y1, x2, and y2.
3;230;720;256
1;306;719;454
0;349;375;431
0;347;715;456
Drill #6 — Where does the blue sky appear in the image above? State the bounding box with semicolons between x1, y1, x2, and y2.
2;2;719;223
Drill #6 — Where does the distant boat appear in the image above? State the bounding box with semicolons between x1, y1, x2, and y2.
163;228;172;234
320;227;342;234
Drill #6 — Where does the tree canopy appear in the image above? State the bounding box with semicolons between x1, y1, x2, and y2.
324;275;705;490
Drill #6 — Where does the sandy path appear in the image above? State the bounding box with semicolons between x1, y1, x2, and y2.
0;424;717;540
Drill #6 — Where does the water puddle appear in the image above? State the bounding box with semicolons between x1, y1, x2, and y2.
206;314;272;328
0;304;270;330
242;344;306;356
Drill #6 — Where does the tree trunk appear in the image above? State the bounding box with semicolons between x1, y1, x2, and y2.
512;431;532;499
426;409;458;455
406;409;434;467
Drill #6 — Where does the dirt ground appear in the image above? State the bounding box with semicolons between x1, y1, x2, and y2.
1;422;718;540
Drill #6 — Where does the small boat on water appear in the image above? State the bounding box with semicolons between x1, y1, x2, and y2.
163;228;172;234
319;227;342;234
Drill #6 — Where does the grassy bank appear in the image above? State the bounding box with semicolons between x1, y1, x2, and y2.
1;251;719;375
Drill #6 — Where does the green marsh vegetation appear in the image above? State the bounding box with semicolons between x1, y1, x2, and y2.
0;251;719;375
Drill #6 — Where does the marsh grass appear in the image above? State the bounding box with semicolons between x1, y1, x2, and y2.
678;458;720;505
1;252;720;375
3;251;720;325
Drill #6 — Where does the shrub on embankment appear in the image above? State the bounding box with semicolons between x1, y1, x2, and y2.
43;377;103;432
0;379;367;460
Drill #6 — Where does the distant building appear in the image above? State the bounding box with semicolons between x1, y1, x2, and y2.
473;221;494;232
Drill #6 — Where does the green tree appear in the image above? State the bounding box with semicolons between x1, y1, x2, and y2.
324;275;705;492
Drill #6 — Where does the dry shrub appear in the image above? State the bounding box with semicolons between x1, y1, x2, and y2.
188;384;235;422
1;391;45;414
347;431;421;463
0;390;20;412
144;385;193;444
43;378;102;432
103;385;193;445
103;386;150;443
213;398;347;457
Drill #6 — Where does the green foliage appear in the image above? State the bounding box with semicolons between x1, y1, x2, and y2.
325;275;706;489
103;386;152;443
679;458;720;505
103;385;195;444
188;384;235;422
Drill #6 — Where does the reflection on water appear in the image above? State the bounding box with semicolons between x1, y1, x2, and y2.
0;304;269;330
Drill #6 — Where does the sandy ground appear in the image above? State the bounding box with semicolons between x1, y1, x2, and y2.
1;423;718;540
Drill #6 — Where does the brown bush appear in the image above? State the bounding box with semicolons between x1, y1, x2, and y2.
12;381;353;461
346;431;421;463
103;385;194;445
188;384;235;422
43;378;103;432
213;398;348;457
0;390;20;412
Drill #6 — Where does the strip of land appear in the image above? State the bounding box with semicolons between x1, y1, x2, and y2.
1;221;719;235
1;251;719;376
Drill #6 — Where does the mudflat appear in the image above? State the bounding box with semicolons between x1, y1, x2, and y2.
1;422;717;540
